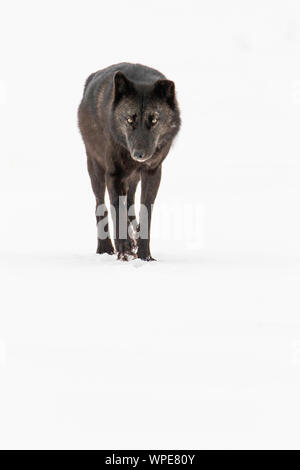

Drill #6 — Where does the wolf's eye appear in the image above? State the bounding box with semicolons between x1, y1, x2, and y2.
151;118;158;124
127;117;133;124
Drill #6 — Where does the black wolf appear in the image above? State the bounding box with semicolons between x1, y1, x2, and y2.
78;62;181;260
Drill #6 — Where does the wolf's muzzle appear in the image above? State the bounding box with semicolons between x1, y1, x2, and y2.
131;149;150;162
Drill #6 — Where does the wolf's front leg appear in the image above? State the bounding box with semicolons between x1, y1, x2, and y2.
138;166;162;261
106;174;136;260
127;173;140;253
87;156;114;255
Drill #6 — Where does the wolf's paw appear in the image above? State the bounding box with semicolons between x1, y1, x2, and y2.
137;252;156;262
142;256;156;262
117;252;137;262
116;239;137;261
96;239;115;255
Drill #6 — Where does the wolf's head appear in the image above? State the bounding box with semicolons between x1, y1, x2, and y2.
110;71;180;163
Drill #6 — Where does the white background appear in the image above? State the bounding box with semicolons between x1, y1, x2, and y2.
0;0;300;449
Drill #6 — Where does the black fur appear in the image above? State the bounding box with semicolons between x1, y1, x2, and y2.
78;62;181;260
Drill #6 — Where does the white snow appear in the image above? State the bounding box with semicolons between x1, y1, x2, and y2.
0;0;300;450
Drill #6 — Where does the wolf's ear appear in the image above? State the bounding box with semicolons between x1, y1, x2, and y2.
153;79;175;108
113;71;134;103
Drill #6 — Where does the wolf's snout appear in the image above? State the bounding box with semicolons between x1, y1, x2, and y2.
133;149;145;160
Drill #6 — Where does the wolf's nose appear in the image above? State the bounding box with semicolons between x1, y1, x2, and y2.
133;150;145;160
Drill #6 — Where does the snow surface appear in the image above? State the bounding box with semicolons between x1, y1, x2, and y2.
0;0;300;449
